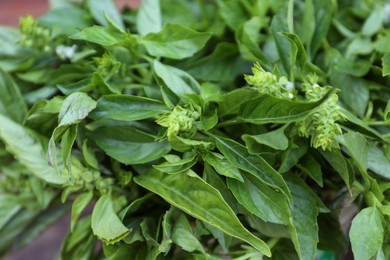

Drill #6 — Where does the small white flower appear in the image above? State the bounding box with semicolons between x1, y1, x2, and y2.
288;93;294;99
56;44;77;59
284;81;294;91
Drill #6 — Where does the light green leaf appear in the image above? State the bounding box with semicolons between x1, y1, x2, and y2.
91;194;129;244
0;69;27;123
186;42;245;82
236;89;336;124
362;7;384;36
71;192;93;232
154;60;201;95
154;153;198;174
211;135;291;201
286;175;319;260
136;0;162;36
218;88;261;117
320;149;351;189
242;126;289;151
368;145;390;179
235;17;269;65
87;0;124;30
0;115;66;184
335;132;369;179
48;92;96;170
39;6;92;36
88;126;171;165
70;26;126;46
310;0;333;57
299;153;323;187
383;53;390;76
227;174;291;225
280;32;307;69
169;209;204;253
89;94;168;122
134;170;271;257
203;152;243;182
140;23;211;59
0;195;21;232
350;207;384;260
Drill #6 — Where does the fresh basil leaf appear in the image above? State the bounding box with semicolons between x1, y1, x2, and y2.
154;60;201;95
350;207;384;260
91;194;129;244
0;115;66;184
211;135;291;201
89;94;168;122
87;0;124;30
382;53;390;76
203;152;243;182
154;153;198;175
134;169;271;257
136;0;162;36
88;126;171;165
237;89;336;124
286;175;319;260
71;191;93;232
242;126;289;151
0;69;27;123
140;23;212;59
228;174;291;225
70;26;127;46
368;144;390;179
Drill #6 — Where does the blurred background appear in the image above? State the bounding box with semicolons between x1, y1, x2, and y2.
0;0;139;26
0;2;139;259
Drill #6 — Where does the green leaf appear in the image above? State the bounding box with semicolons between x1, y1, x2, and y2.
211;135;291;201
0;195;21;232
362;7;384;37
154;153;198;175
310;0;333;57
0;69;27;123
335;58;371;77
217;0;250;31
140;23;212;59
218;88;261;117
48;92;97;170
280;32;307;69
169;209;204;253
70;26;126;46
382;53;390;76
136;0;162;36
335;132;369;179
286;175;319;260
320;149;351;189
227;174;291;225
88;126;171;165
186;42;245;82
89;94;168;122
134;170;271;257
271;3;295;75
279;139;309;174
203;152;243;182
350;207;384;260
368;145;390;179
154;60;201;96
0;115;66;184
242;126;289;151
299;153;323;187
91;194;129;244
39;6;92;36
235;17;269;65
71;192;93;232
87;0;124;30
236;89;336;124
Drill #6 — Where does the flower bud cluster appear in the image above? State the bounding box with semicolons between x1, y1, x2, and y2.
156;103;200;139
297;81;346;150
245;63;293;99
19;16;51;52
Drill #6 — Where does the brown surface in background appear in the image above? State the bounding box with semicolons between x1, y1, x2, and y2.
1;1;139;259
0;0;140;26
